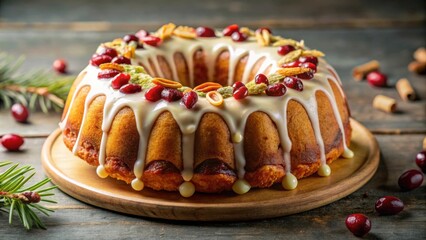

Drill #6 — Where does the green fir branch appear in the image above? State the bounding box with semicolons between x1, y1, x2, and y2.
0;52;74;113
0;161;57;230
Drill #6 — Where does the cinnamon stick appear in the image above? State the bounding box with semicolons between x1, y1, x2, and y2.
408;61;426;74
352;60;380;81
373;95;396;113
414;47;426;63
396;78;416;101
423;137;426;150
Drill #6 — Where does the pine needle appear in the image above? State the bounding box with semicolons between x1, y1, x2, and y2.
0;161;57;230
0;52;74;112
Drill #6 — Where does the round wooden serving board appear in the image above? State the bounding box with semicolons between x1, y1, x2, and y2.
41;119;379;221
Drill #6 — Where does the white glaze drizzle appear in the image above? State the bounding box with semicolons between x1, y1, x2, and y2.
59;33;353;195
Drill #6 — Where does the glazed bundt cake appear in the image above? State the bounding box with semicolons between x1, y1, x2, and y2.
60;23;354;197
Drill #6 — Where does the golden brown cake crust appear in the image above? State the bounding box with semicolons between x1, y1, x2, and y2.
61;26;352;194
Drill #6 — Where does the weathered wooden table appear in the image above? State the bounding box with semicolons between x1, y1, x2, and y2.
0;0;425;239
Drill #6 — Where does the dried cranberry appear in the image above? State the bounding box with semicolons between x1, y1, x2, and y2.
161;88;183;102
98;69;121;79
141;36;162;47
299;56;318;65
255;73;269;85
283;77;303;91
345;213;371;237
297;71;314;80
223;24;239;36
255;27;272;34
231;31;247;42
233;86;248;100
367;71;387;87
145;85;165;102
11;103;29;123
375;196;404;215
119;83;142;94
98;47;118;58
53;59;67;74
282;60;301;68
123;34;139;44
182;91;198;109
398;169;424;191
266;83;286;96
416;150;426;173
111;56;131;65
1;134;24;151
135;29;150;39
232;81;245;93
91;55;112;66
300;62;317;73
196;27;216;37
111;73;131;89
277;45;295;56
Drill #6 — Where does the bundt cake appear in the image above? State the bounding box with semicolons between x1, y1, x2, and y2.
60;23;354;197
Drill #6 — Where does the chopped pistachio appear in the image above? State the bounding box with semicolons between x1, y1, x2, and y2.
217;86;233;98
267;73;285;84
246;81;267;95
130;73;154;89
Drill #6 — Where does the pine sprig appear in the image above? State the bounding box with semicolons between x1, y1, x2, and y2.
0;52;74;113
0;161;57;230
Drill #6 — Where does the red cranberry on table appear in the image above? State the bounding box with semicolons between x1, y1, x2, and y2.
345;213;371;237
161;88;183;102
111;73;131;90
111;56;131;65
398;169;424;191
196;27;216;37
231;31;247;42
375;196;404;215
145;85;165;102
232;81;245;92
277;45;295;56
11;103;29;123
119;83;142;94
223;24;239;36
283;77;304;91
1;134;24;151
91;55;112;66
181;91;198;109
53;59;67;74
233;86;248;100
367;71;387;87
415;150;426;173
266;83;287;96
254;73;269;85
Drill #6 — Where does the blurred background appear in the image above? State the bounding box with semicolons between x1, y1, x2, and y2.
0;1;425;238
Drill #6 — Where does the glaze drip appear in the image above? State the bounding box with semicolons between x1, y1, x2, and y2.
60;33;353;196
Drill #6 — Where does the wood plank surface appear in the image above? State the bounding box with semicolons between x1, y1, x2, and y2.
0;1;425;238
0;0;424;29
0;135;424;239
